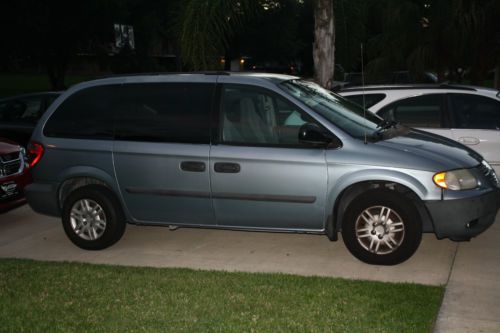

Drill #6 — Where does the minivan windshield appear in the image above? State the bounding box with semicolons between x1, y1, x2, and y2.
279;79;385;139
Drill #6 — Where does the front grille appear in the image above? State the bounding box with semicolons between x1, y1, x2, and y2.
0;152;22;177
478;160;499;187
0;186;22;202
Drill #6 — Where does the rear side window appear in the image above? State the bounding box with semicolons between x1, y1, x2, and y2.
114;83;213;143
44;85;117;139
449;93;500;130
44;83;214;143
343;93;386;109
378;94;443;128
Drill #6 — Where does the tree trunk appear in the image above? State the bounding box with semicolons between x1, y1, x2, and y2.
46;55;68;90
313;0;335;90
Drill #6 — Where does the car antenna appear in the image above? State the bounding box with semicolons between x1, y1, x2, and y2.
361;43;368;145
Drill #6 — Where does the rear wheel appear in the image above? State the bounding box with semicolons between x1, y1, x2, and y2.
341;190;422;265
62;185;126;250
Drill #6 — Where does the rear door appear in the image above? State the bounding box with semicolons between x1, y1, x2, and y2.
209;84;328;230
113;79;217;225
448;93;500;173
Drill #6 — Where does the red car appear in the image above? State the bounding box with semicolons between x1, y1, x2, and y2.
0;138;31;212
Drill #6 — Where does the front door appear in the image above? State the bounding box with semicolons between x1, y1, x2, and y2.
448;93;500;174
210;84;328;230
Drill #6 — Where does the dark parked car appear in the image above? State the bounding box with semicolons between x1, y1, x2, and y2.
0;92;61;146
0;138;31;212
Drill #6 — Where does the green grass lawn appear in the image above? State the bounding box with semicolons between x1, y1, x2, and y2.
0;259;443;333
0;74;93;98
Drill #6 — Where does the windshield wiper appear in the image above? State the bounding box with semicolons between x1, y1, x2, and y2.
376;119;398;130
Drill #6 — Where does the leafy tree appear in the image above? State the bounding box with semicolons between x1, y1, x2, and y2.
1;0;125;89
366;0;500;84
173;0;339;88
334;0;367;76
171;0;259;71
237;0;308;69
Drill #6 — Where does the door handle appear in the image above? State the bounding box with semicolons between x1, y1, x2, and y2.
457;137;480;145
180;161;206;172
214;162;241;173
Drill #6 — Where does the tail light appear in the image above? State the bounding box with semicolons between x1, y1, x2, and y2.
27;141;44;168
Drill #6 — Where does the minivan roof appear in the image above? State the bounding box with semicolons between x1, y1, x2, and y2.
96;72;298;84
338;83;498;93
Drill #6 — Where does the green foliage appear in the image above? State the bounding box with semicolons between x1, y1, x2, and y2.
365;0;500;83
0;259;443;332
172;0;258;70
334;0;367;74
238;0;308;63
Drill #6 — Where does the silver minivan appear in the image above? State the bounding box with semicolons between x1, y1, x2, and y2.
25;73;500;265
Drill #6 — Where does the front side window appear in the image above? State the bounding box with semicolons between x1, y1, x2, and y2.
450;93;500;130
0;98;43;124
378;94;443;128
220;85;315;146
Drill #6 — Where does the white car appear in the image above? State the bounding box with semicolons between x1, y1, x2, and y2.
338;85;500;174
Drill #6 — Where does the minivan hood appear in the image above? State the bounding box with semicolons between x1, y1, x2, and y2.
0;138;20;155
375;128;482;170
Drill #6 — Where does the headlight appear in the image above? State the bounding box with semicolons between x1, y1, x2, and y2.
433;169;478;190
19;147;29;164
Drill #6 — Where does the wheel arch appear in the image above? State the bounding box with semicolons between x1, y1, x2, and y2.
56;166;121;211
328;170;435;235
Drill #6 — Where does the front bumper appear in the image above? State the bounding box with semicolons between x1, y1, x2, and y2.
425;189;500;241
0;170;32;212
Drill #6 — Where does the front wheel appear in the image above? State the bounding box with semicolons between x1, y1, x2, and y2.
341;190;422;265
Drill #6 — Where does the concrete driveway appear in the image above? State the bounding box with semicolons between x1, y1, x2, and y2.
1;204;456;285
435;215;500;333
2;205;500;332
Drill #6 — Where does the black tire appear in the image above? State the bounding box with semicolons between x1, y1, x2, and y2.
62;185;126;250
341;189;422;265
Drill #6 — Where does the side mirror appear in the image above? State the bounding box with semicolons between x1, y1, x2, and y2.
298;123;340;148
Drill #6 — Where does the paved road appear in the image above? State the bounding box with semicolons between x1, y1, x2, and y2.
2;205;500;332
0;205;456;285
435;215;500;333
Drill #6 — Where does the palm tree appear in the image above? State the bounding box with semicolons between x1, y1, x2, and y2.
312;0;335;88
171;0;258;71
173;0;339;88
